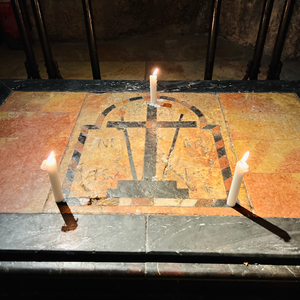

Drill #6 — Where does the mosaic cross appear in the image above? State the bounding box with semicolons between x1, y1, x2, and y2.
62;95;233;207
106;104;197;198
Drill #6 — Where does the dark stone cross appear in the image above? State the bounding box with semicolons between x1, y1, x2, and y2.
106;104;197;198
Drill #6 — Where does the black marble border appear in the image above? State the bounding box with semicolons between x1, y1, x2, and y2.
1;79;300;96
0;81;12;107
0;214;299;261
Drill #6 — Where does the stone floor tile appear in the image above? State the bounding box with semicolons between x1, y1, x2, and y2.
0;169;49;213
100;62;146;80
58;62;94;80
9;62;48;79
48;42;90;62
0;59;23;79
10;62;94;80
41;92;87;112
0;43;25;61
0;91;86;113
245;173;300;218
281;60;300;80
98;36;165;61
146;61;204;80
0;111;79;138
233;140;300;174
223;112;298;140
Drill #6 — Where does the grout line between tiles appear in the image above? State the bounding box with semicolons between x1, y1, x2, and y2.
216;94;255;213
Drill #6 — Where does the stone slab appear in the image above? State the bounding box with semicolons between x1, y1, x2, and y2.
146;215;300;260
0;213;145;253
2;79;300;94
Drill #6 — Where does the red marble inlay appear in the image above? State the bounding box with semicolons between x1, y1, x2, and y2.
215;139;225;150
218;156;230;169
75;141;84;153
68;158;78;173
95;114;105;126
146;121;157;128
81;126;89;136
199;116;208;123
224;177;233;191
95;120;103;128
62;178;72;191
212;125;220;135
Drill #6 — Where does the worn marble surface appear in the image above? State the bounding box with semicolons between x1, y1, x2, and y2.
0;87;300;217
0;92;86;212
1;80;300;281
2;79;300;95
0;213;145;252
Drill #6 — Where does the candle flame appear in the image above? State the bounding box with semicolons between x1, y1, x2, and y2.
240;151;250;163
153;68;158;76
47;151;56;165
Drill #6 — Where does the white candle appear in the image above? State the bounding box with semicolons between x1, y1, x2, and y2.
41;151;64;202
227;151;250;207
150;68;158;104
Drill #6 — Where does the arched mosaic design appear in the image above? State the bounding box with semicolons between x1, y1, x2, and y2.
62;96;233;207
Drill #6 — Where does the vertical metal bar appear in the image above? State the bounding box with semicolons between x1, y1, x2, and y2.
30;0;62;79
267;0;296;80
11;0;41;79
82;0;101;79
204;0;222;80
243;0;274;80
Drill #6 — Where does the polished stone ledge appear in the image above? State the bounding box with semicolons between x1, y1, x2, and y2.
1;79;300;95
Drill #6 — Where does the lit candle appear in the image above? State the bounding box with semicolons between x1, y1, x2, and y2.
150;68;158;105
227;151;250;207
41;151;64;202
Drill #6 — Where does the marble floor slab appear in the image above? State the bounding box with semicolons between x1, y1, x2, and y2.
1;90;299;217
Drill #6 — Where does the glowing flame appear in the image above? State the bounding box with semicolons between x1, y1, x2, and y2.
47;151;56;165
153;68;158;76
240;151;250;163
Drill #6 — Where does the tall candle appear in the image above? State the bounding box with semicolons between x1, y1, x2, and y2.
150;68;158;104
41;151;64;202
227;151;250;207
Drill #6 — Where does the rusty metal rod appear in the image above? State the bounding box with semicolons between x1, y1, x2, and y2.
204;0;222;80
30;0;62;79
243;0;274;80
267;0;295;80
11;0;41;79
82;0;101;79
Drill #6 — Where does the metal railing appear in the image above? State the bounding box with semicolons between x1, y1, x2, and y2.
11;0;296;81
